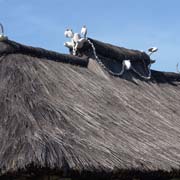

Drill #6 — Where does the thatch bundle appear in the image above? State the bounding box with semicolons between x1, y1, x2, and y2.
0;39;180;180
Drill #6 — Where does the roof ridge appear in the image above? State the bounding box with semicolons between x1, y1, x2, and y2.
0;39;88;67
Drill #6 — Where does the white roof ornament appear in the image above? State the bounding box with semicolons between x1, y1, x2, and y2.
73;33;81;43
123;60;131;70
176;63;180;73
64;25;88;55
148;47;158;56
64;41;74;49
0;23;4;37
72;33;81;55
0;23;7;41
64;29;74;38
81;25;87;39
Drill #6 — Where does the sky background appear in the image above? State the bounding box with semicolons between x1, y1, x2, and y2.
0;0;180;72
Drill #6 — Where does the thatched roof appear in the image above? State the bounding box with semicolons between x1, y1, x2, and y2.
0;38;180;180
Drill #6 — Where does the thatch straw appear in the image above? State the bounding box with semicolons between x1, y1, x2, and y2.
0;39;180;179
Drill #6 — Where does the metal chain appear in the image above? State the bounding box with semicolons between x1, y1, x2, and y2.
87;39;125;76
87;39;151;79
131;64;151;80
72;40;78;56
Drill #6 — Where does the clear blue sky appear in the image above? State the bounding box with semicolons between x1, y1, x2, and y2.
0;0;180;72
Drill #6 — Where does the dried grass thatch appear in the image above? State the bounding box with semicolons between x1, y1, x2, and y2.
0;39;180;180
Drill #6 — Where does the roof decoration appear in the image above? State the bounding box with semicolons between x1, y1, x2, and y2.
64;26;158;80
64;26;87;55
176;63;180;73
148;47;158;56
0;23;8;41
81;25;87;38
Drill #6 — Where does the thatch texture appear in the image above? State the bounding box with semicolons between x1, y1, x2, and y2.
0;39;180;180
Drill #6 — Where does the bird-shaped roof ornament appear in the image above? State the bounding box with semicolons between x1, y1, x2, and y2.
123;60;131;70
176;63;180;73
0;23;8;41
64;28;74;38
73;33;81;43
0;23;4;37
148;47;158;56
81;25;87;39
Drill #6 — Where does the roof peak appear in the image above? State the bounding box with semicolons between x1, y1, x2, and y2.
0;38;180;83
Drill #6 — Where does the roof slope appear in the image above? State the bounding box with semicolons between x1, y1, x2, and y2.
0;39;180;179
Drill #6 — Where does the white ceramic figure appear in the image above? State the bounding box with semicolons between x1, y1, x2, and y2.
81;25;87;39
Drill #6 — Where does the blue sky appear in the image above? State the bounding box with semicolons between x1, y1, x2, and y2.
0;0;180;72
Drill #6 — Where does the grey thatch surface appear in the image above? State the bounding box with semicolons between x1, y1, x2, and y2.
0;39;180;179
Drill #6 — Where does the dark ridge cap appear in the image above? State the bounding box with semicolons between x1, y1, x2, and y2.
151;70;180;83
87;38;151;62
0;39;89;67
